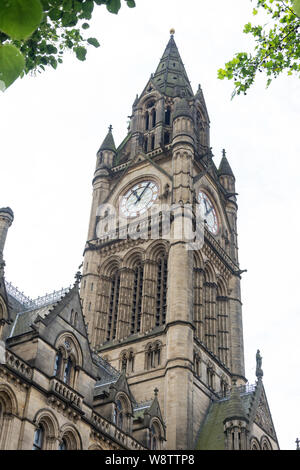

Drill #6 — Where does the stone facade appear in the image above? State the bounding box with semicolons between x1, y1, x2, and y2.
0;34;279;451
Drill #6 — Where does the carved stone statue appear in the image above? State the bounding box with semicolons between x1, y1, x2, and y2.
256;349;263;378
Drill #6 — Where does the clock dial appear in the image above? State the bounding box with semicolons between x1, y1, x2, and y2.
198;191;219;235
120;181;159;217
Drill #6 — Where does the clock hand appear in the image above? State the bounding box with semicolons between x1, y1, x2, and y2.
131;189;140;203
135;182;150;204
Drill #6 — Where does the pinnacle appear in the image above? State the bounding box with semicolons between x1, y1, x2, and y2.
99;125;116;152
218;150;235;178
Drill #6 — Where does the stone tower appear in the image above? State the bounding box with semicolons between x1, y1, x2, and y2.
80;33;274;450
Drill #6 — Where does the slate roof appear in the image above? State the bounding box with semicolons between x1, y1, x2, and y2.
99;128;116;152
9;303;57;337
152;34;193;98
218;153;235;178
195;386;255;450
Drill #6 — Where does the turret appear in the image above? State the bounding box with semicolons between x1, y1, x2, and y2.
218;149;235;193
0;207;14;261
223;380;249;450
96;125;116;170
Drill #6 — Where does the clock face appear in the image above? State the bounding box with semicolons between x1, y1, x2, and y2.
198;191;219;235
120;180;159;217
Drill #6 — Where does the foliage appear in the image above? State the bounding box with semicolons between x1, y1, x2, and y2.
218;0;300;97
0;0;136;91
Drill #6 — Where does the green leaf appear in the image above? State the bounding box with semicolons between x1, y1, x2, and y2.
0;44;25;91
82;23;90;29
48;8;63;21
74;46;87;61
106;0;121;14
87;37;100;48
0;0;43;40
126;0;136;7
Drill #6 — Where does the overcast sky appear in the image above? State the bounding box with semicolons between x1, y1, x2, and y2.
0;0;299;450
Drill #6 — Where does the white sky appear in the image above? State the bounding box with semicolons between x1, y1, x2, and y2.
0;0;299;450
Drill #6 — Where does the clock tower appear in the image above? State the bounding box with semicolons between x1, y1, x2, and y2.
80;32;272;450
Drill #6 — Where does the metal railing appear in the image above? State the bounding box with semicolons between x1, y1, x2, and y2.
5;280;71;311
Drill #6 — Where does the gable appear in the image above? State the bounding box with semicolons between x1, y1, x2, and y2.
253;387;278;442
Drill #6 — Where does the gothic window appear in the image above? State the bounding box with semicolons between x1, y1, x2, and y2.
53;350;63;377
58;439;67;450
220;376;229;397
32;425;44;450
146;342;162;369
165;107;171;125
114;399;124;430
53;335;81;389
63;356;74;385
163;131;170;145
151;134;155;150
217;280;229;366
131;264;144;335
145;112;149;130
144;137;148;152
121;353;127;373
106;271;121;342
155;255;168;326
149;421;162;450
128;350;134;372
151;109;156;128
149;425;157;450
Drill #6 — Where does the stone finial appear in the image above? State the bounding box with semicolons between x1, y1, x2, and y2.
154;387;159;397
170;28;175;36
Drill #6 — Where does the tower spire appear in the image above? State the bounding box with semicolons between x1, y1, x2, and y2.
152;33;193;98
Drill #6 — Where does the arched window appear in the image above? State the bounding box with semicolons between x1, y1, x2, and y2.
115;400;124;430
53;350;63;377
106;271;121;342
150;425;157;450
128;351;134;372
155;255;168;326
131;264;144;335
164;107;171;125
32;425;44;450
58;438;67;450
149;422;161;450
146;342;162;369
121;353;127;373
63;356;73;385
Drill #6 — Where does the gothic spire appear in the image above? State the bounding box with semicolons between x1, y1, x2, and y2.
152;31;193;98
218;149;235;178
99;125;116;153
